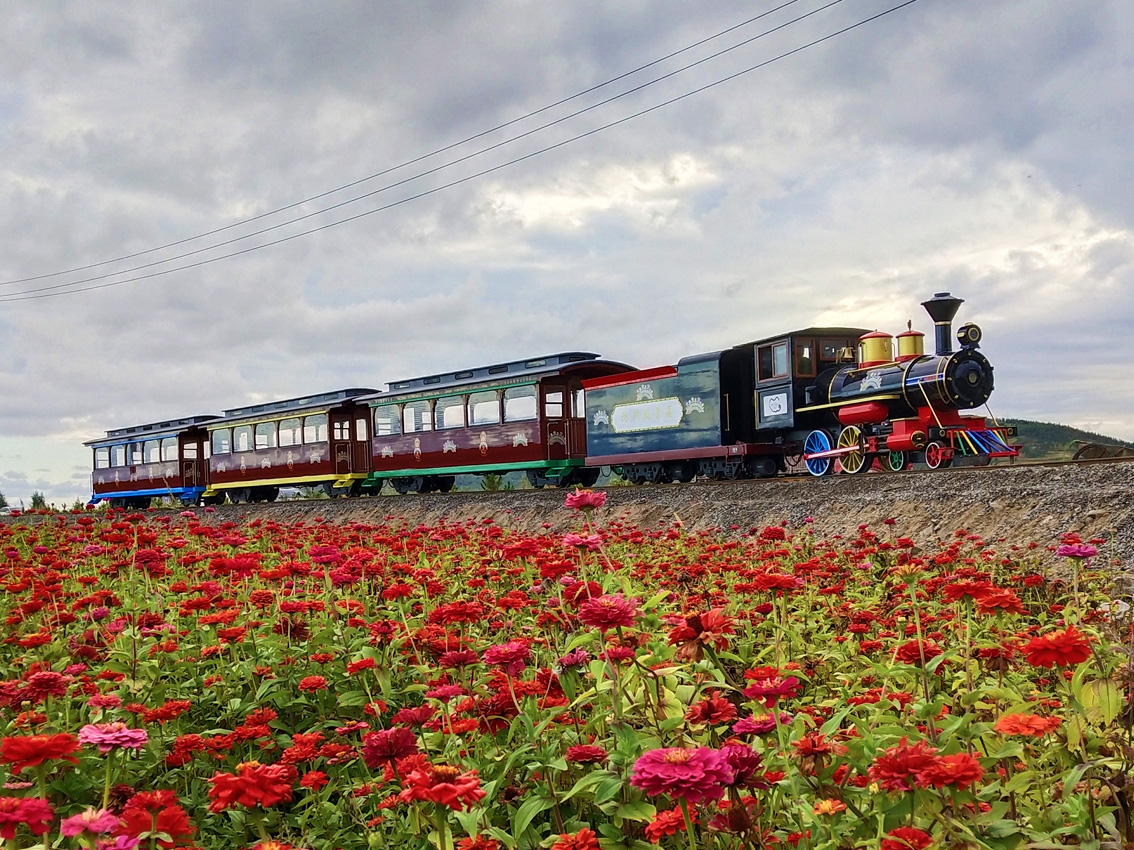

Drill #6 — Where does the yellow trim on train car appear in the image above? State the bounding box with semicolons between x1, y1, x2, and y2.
207;472;368;491
794;394;901;413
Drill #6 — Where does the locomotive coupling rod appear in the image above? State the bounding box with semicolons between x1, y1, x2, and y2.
802;445;862;460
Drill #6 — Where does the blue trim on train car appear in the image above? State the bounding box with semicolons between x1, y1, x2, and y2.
88;486;205;504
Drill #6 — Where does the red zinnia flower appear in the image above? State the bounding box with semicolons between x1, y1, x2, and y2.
297;676;328;692
916;752;984;790
881;826;933;850
565;745;608;765
1022;627;1092;668
0;733;81;775
0;796;53;840
207;761;298;812
397;762;486;811
483;641;531;676
645;807;691;842
362;727;419;768
117;791;195;847
577;594;640;631
994;713;1063;736
868;738;940;793
550;828;600;850
630;747;735;804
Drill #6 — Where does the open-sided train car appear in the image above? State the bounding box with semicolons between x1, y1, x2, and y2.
361;352;631;493
86;415;219;508
201;388;377;504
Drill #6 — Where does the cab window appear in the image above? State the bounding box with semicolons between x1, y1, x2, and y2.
794;340;815;377
758;342;790;381
374;405;402;436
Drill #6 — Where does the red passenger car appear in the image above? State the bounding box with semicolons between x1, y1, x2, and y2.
363;353;631;493
203;388;377;503
86;416;218;508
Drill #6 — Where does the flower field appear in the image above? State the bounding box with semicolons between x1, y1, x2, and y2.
0;493;1127;850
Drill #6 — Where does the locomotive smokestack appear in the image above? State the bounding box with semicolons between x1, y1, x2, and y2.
921;292;964;356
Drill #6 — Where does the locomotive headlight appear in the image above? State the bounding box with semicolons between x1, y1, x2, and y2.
957;323;982;348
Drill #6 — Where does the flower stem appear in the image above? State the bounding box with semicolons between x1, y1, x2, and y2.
679;798;698;850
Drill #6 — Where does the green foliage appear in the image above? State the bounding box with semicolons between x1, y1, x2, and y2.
29;490;47;509
0;489;6;508
1005;418;1134;460
480;473;515;491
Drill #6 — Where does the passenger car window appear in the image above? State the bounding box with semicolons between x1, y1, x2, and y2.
111;445;125;467
374;405;402;436
304;414;328;443
95;448;110;469
212;429;232;455
435;396;466;430
233;425;253;452
255;422;277;450
161;437;178;461
129;442;144;465
144;440;161;464
468;391;500;426
403;401;433;433
503;386;537;422
279;418;302;447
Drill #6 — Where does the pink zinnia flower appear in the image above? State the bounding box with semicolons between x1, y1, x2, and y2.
78;723;148;755
562;533;602;551
577;594;640;631
60;807;119;837
1056;543;1097;560
630;747;735;804
564;489;607;511
0;796;53;840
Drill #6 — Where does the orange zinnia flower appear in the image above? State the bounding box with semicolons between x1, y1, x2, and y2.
1022;626;1092;668
994;713;1063;736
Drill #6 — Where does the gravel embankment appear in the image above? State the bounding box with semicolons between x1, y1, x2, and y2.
217;461;1134;568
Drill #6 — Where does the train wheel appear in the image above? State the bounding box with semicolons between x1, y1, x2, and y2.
262;487;279;503
924;442;945;469
804;429;834;477
436;477;455;493
836;426;866;474
230;488;251;505
573;467;600;487
885;450;907;472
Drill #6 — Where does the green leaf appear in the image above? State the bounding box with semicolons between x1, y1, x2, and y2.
335;689;370;708
512;795;553;838
614;799;656;822
594;775;625;804
561;769;616;802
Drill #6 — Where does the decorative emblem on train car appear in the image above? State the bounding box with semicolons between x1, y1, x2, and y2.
260;458;272;469
762;393;787;417
684;397;705;414
593;410;610;427
548;431;566;446
513;432;529;447
308;451;323;463
240;457;247;474
862;370;884;392
413;438;422;460
611;397;684;433
381;445;395;458
113;471;120;483
129;470;138;482
96;475;105;485
443;440;457;454
286;451;295;470
217;462;228;473
479;432;489;456
636;385;655;401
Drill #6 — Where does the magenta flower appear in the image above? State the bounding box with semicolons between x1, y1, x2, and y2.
78;722;148;755
1056;543;1098;560
630;747;736;804
564;489;607;511
60;807;119;837
577;594;641;631
361;727;419;768
483;640;532;676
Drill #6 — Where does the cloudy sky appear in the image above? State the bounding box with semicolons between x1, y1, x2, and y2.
1;0;1131;507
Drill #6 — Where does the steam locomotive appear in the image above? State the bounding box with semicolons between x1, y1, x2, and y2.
85;292;1017;507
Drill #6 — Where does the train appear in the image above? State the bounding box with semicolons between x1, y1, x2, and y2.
85;292;1018;508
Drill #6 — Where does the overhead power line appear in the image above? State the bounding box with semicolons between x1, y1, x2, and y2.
0;0;847;298
0;0;807;288
0;0;922;303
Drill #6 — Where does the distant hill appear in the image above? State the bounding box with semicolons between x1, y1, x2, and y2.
1002;419;1134;460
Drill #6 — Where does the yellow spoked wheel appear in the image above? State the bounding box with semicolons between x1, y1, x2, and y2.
837;425;867;474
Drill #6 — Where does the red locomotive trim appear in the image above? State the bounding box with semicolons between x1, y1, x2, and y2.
581;365;677;390
836;402;890;426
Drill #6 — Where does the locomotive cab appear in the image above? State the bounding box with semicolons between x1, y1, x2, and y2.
751;328;869;433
